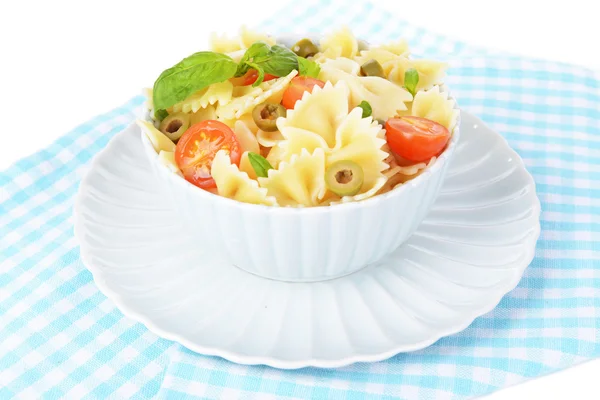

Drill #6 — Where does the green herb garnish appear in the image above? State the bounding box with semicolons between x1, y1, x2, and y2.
358;101;372;118
404;68;419;96
248;152;274;178
152;52;238;110
154;109;169;122
297;56;321;78
236;42;299;86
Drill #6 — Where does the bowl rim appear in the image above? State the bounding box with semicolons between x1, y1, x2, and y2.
140;37;461;215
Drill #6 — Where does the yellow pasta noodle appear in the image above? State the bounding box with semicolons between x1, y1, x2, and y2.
319;58;412;120
278;81;350;149
256;129;284;148
212;150;277;206
189;105;217;125
258;148;327;207
136;120;176;153
233;120;261;154
209;26;276;53
157;151;183;177
319;26;359;59
411;85;459;131
216;70;298;120
327;107;389;201
385;58;448;91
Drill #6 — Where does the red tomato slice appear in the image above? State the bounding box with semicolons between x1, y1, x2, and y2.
281;76;326;109
175;120;241;189
385;116;451;163
242;70;278;86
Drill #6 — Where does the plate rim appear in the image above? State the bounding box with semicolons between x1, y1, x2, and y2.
73;111;542;369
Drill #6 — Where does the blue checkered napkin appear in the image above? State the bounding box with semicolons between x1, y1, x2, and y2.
1;0;599;398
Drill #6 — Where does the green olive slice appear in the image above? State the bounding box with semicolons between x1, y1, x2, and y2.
325;160;364;197
252;103;286;132
291;38;319;58
360;59;385;78
159;112;190;141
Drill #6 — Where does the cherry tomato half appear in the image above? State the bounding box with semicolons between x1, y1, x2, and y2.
175;120;241;189
242;70;278;86
281;76;326;109
385;116;451;163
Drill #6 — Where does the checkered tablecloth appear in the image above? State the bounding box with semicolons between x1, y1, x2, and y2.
2;0;599;398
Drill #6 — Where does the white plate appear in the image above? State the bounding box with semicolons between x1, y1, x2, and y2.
74;111;541;369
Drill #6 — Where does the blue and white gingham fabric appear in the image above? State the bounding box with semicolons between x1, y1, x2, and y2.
1;0;599;398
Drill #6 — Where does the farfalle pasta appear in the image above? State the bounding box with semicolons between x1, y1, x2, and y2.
319;58;412;120
140;26;458;207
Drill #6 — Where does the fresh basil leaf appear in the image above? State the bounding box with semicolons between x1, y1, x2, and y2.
154;109;169;121
235;42;270;77
261;45;299;77
248;152;273;178
404;68;419;96
358;100;372;118
246;62;265;87
236;42;299;86
297;56;321;78
153;52;237;110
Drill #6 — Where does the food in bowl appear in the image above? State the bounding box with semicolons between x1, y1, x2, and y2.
137;26;458;207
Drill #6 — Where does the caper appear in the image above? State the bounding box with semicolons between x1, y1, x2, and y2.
252;103;286;132
291;38;319;58
360;59;385;78
325;160;364;197
159;112;190;141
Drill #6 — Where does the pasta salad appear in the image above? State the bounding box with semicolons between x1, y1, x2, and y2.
138;26;458;207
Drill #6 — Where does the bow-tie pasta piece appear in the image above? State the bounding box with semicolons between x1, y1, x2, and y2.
380;156;437;194
318;26;359;60
170;81;234;114
188;105;217;125
274;127;329;165
328;107;388;202
319;59;411;121
258;148;327;207
216;70;298;120
233;120;260;154
136;120;176;153
352;77;412;120
143;88;154;112
278;81;350;149
266;144;286;169
411;85;459;132
238;26;277;48
355;39;410;62
256;129;284;148
157;151;183;177
355;48;401;68
321;57;361;75
386;58;448;92
211;150;277;206
232;84;264;99
380;39;410;57
210;26;276;53
239;152;257;179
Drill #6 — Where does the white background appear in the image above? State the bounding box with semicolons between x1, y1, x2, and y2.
2;0;599;398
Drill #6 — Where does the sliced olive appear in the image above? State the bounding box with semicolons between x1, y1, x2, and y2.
252;103;286;132
159;112;190;141
291;38;319;58
325;160;364;197
360;59;385;78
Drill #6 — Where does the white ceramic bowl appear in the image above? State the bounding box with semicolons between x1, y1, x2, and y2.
141;38;460;282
